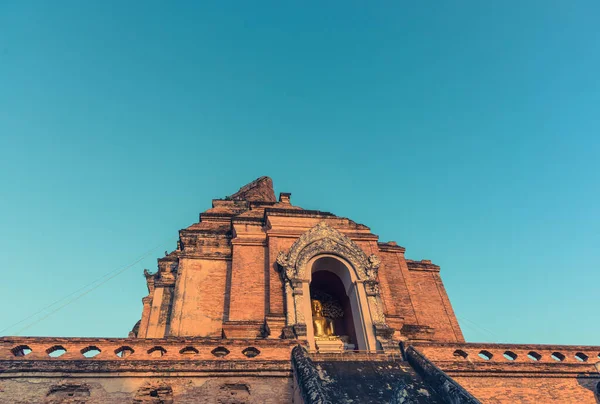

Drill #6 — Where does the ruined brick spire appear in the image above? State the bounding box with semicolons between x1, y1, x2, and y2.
228;176;276;202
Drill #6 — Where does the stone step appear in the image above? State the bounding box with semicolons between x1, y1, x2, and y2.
292;346;445;404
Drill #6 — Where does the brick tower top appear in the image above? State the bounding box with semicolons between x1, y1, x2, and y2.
228;176;277;202
135;176;464;349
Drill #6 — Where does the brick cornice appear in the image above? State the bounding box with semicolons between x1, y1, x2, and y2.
406;260;440;272
231;238;266;246
377;242;406;253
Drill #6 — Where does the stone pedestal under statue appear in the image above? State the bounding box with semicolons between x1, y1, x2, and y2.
315;336;355;353
315;338;344;353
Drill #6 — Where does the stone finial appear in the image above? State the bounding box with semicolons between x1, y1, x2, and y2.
279;192;291;204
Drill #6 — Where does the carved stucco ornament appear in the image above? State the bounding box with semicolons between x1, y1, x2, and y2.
276;222;392;345
366;254;381;279
276;221;380;282
276;251;292;281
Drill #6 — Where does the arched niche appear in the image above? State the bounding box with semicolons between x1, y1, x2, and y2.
277;222;388;351
303;255;376;351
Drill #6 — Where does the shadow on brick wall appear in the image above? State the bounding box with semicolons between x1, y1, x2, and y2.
576;374;600;403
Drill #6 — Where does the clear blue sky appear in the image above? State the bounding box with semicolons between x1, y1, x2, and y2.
1;1;599;345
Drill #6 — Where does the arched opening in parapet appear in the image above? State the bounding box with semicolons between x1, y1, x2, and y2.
308;255;370;351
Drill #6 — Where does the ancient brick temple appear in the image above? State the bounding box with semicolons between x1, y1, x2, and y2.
1;177;599;403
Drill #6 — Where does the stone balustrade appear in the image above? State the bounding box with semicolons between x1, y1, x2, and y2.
0;337;299;362
409;342;600;374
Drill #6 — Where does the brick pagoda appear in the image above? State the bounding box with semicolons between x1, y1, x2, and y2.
1;177;598;403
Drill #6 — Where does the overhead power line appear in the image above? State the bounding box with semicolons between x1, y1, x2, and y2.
457;315;499;341
1;237;175;336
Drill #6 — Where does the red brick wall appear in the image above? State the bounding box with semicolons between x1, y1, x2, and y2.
267;236;296;315
412;342;600;403
378;250;418;324
169;258;229;337
453;376;598;403
406;270;463;342
229;244;267;321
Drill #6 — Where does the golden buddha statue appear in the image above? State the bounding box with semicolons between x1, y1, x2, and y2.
311;299;335;338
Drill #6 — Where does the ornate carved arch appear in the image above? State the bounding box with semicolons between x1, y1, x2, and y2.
276;221;380;282
276;222;392;349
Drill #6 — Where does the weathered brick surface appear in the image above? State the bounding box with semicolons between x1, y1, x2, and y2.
168;258;229;337
0;376;293;404
411;342;600;403
267;236;295;315
377;248;419;326
406;269;463;342
229;244;267;322
230;176;277;202
432;272;464;342
0;337;299;403
452;376;598;403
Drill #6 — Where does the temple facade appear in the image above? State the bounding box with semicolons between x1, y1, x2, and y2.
1;177;598;403
136;176;462;352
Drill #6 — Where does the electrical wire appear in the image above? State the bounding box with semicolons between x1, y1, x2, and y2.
457;315;499;341
1;237;175;336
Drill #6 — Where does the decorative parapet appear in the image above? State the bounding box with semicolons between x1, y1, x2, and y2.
291;345;333;404
276;221;380;282
405;344;481;404
0;337;300;365
409;342;600;375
